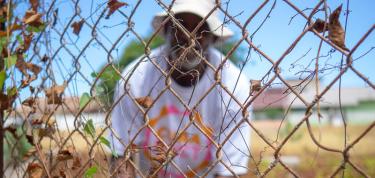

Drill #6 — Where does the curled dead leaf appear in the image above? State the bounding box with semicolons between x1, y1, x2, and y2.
16;57;28;75
15;55;42;77
31;118;43;125
0;5;7;16
311;18;328;33
32;114;54;126
328;5;349;51
135;96;153;108
23;33;34;51
148;141;177;176
27;162;44;178
30;0;39;11
250;80;262;92
0;23;22;37
22;97;35;107
26;134;34;145
41;54;49;63
106;0;128;19
71;19;85;35
23;10;43;27
1;46;8;58
0;90;18;110
45;83;66;104
59;168;66;178
38;126;55;138
57;146;75;161
4;126;17;136
72;156;82;170
21;75;37;88
26;62;42;75
30;86;35;93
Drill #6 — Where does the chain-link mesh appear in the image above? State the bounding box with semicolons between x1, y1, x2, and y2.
2;0;374;177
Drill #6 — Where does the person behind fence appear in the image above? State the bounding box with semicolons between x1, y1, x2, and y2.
108;0;251;177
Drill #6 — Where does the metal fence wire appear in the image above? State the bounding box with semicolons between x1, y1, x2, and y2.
1;0;374;177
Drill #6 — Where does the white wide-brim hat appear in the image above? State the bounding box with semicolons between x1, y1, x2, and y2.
152;0;234;41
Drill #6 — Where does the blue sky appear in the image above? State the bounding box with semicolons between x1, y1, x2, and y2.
12;0;375;98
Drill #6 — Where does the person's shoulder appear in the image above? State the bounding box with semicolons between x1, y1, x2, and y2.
209;47;250;101
121;45;167;79
117;45;167;92
209;47;248;85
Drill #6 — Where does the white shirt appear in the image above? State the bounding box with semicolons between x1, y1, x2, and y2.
109;45;251;177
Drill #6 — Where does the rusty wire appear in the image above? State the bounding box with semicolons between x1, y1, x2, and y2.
2;0;375;177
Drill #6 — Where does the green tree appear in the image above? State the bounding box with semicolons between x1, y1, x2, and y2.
94;35;245;108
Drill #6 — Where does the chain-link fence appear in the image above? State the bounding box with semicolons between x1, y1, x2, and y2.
2;0;374;177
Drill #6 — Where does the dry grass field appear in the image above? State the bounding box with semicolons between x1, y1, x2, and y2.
36;120;375;178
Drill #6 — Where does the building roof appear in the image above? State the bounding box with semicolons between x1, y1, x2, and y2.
289;87;375;108
252;79;375;110
252;88;289;111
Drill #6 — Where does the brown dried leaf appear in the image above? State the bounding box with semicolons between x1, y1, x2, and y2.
59;168;66;178
23;33;34;51
31;118;43;125
0;23;22;37
41;54;49;63
135;96;153;108
57;146;75;161
0;6;7;16
15;57;41;81
311;18;328;33
250;80;262;92
30;0;39;11
26;62;42;75
72;156;82;170
71;19;85;35
16;56;28;75
22;97;35;107
30;86;35;93
0;90;18;110
38;126;55;138
148;141;177;176
1;46;8;58
106;0;128;19
156;141;176;161
4;126;17;135
27;162;44;178
32;114;53;126
26;134;34;145
23;10;43;27
21;75;37;88
45;83;66;104
0;31;6;37
328;5;349;51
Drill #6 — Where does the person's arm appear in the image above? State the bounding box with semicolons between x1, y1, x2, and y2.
108;75;143;177
110;156;135;178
